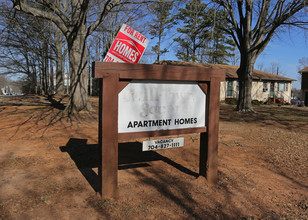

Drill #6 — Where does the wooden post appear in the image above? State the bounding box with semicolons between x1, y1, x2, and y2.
200;78;220;184
99;73;119;198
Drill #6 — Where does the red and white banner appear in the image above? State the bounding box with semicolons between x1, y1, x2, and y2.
103;24;149;63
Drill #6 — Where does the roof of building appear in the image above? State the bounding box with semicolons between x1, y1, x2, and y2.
299;67;308;73
157;60;296;82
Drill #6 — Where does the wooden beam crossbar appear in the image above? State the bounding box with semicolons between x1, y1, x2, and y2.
94;62;225;81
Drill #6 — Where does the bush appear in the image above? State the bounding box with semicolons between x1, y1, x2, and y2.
225;98;238;105
252;100;262;105
225;99;263;105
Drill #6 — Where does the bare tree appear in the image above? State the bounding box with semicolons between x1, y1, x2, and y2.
0;76;9;95
215;0;308;111
256;62;264;71
298;57;308;70
291;88;301;99
267;60;285;76
297;56;308;88
0;3;54;95
87;2;145;95
11;0;146;114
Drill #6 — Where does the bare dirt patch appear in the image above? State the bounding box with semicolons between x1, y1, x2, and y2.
0;96;307;219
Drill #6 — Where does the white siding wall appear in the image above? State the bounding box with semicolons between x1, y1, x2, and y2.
276;82;292;103
220;81;226;101
251;81;269;102
219;80;292;103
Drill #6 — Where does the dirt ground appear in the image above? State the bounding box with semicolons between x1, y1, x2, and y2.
0;95;307;219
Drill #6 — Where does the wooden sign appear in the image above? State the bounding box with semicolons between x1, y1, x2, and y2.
93;62;225;199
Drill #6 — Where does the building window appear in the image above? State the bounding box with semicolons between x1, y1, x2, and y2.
263;82;268;92
278;82;287;91
227;81;233;97
236;81;239;91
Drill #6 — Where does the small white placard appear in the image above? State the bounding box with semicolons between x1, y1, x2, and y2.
142;137;184;151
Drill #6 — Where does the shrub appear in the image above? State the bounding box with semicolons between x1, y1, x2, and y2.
225;98;238;105
252;100;262;105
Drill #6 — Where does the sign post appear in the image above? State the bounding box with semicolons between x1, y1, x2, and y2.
93;62;225;199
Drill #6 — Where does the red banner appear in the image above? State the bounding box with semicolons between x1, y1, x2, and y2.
104;24;149;63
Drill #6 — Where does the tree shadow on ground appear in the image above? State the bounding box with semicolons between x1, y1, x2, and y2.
0;94;66;109
59;138;199;193
220;104;308;131
1;105;72;140
46;95;66;110
0;95;98;140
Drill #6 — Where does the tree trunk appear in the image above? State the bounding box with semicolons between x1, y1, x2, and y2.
236;52;256;112
50;58;54;94
87;45;93;97
157;34;162;62
66;23;89;113
49;43;55;95
55;26;64;95
55;54;64;94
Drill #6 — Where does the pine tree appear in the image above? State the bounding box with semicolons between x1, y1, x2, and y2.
173;0;209;62
174;0;235;64
206;9;235;64
149;0;174;62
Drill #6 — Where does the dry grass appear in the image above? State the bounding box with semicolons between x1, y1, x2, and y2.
220;103;308;184
0;96;307;219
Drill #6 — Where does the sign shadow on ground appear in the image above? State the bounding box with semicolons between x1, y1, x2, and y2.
60;138;199;193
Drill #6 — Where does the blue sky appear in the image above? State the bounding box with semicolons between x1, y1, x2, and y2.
256;30;308;89
151;29;307;89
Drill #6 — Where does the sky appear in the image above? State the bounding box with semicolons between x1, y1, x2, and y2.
147;20;308;90
255;30;308;89
152;28;307;90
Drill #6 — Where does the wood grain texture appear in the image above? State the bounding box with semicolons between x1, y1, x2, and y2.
93;62;225;82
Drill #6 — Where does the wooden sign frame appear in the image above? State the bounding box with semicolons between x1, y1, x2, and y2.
93;62;225;199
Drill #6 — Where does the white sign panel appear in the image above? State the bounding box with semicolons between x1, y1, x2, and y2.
142;137;184;151
118;80;206;133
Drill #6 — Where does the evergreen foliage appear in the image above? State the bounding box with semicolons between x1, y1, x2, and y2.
149;0;174;62
173;0;209;62
173;0;235;64
206;8;235;64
